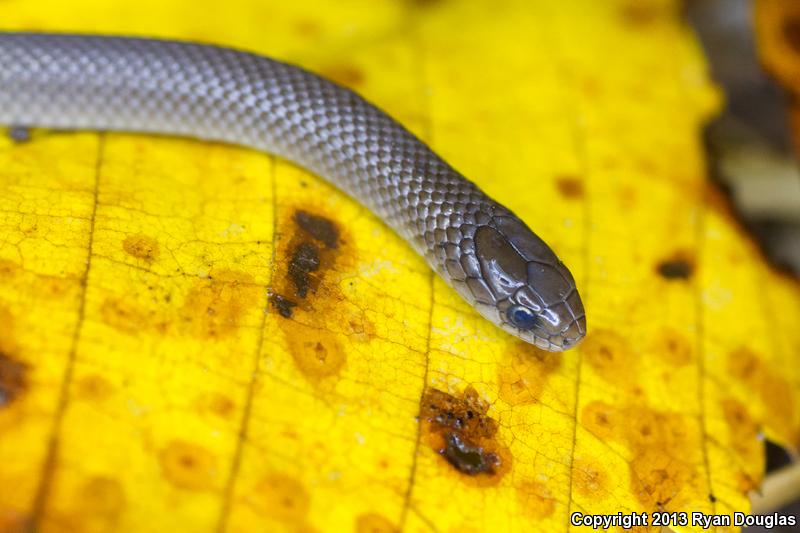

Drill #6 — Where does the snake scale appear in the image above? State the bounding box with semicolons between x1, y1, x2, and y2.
0;32;586;351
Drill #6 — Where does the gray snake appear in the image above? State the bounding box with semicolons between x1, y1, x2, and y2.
0;32;586;351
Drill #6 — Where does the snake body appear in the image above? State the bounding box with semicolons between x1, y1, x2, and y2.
0;32;585;351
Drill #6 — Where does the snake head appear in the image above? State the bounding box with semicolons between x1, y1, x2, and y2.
466;213;586;351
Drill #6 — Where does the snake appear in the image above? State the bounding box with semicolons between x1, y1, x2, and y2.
0;32;586;351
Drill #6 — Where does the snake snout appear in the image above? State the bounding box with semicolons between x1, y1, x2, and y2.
555;313;587;350
472;214;587;351
546;280;586;349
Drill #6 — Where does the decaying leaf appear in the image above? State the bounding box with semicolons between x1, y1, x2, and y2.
0;0;798;532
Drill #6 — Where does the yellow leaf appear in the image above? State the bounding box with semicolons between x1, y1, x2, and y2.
1;0;799;532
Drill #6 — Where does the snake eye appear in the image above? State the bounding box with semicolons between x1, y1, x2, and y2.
507;305;537;330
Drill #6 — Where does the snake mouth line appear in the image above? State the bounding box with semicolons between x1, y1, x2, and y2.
534;313;587;352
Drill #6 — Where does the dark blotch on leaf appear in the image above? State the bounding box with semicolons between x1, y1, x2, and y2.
783;17;800;54
288;242;320;298
656;259;693;280
556;176;584;199
0;352;28;407
423;388;498;438
319;64;365;88
440;432;501;476
294;210;339;249
269;294;298;318
419;387;510;481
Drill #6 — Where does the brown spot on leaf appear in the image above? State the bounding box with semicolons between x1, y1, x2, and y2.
727;347;760;381
628;408;668;447
294;18;321;38
195;392;237;419
419;386;511;485
294;210;339;249
736;471;759;493
253;473;310;522
289;242;321;298
122;233;159;262
656;260;692;279
721;397;760;457
101;297;139;329
76;374;115;401
286;334;346;380
101;296;162;334
0;259;19;280
346;316;374;341
103;271;259;338
20;220;38;237
355;512;398;533
319;64;365;88
656;250;695;280
517;480;555;518
273;208;344;304
78;476;125;519
583;400;698;510
617;185;637;210
619;0;661;26
760;374;796;437
650;328;693;366
209;394;236;418
0;352;28;408
0;304;17;355
269;293;297;318
728;347;796;436
422;387;497;437
159;440;218;491
406;0;442;6
294;524;320;533
631;447;694;509
573;457;609;497
0;305;25;408
581;401;619;441
278;309;348;384
582;329;638;386
441;432;502;475
555;176;584;199
271;206;371;384
783;16;800;54
624;406;695;509
181;269;260;338
498;341;561;405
